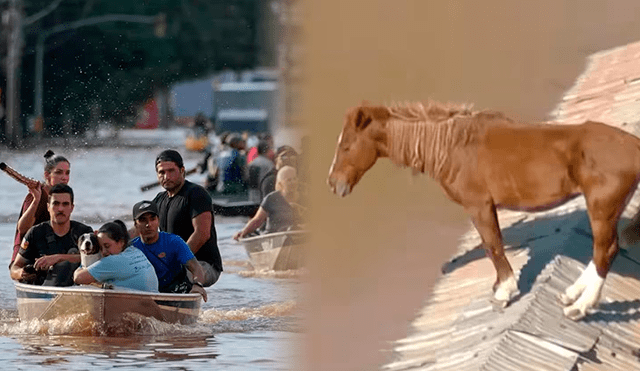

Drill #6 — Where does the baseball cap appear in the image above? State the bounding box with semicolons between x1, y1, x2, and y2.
132;200;159;220
155;149;184;168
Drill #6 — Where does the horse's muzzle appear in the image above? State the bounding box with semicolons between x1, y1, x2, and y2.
327;174;351;197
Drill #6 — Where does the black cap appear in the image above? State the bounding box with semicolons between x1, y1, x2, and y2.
155;149;184;168
132;200;158;220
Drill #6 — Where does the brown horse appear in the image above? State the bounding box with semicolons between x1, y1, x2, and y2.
327;101;640;320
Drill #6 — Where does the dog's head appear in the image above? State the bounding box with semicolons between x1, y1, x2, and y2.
78;232;100;255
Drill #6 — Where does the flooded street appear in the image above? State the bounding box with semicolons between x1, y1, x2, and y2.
0;130;303;370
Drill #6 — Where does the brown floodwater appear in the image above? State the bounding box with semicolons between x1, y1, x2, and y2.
303;1;640;370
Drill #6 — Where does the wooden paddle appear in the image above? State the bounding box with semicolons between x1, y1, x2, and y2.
0;162;41;188
139;166;199;192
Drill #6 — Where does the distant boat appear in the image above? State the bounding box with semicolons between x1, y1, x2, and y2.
211;192;260;217
14;282;201;329
239;230;308;271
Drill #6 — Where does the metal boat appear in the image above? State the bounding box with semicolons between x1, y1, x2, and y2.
14;282;201;327
239;230;308;271
210;192;260;217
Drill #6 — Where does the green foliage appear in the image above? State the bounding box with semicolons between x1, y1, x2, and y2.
19;0;259;135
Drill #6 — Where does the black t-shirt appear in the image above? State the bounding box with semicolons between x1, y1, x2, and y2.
153;180;223;271
20;220;93;262
259;169;277;200
261;190;299;233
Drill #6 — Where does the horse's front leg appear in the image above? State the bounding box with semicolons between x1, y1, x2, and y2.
466;202;519;307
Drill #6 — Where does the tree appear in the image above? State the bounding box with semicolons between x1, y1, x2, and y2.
13;0;259;138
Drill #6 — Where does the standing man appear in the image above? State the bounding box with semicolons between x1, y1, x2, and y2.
247;140;275;203
10;184;92;286
153;149;223;287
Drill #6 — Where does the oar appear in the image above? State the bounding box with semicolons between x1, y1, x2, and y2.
139;166;199;192
0;162;41;188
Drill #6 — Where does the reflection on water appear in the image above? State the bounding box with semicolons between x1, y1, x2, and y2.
7;334;218;368
0;330;297;370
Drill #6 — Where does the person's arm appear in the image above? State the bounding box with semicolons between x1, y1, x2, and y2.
74;267;98;285
34;253;80;270
185;258;207;302
9;254;37;282
16;186;42;236
186;211;212;254
233;207;268;240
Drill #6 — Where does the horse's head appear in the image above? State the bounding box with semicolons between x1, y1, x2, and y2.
327;104;390;197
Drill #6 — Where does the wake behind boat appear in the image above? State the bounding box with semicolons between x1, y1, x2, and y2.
14;282;201;329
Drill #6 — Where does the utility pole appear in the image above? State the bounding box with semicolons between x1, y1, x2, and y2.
5;0;23;148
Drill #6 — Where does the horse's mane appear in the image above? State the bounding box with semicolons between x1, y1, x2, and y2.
385;101;479;180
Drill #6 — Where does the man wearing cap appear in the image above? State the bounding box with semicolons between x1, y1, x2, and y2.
153;149;222;287
130;200;207;301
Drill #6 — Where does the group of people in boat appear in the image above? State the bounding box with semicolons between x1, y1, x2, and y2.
198;131;309;240
8;149;224;301
201;131;309;202
7;134;308;296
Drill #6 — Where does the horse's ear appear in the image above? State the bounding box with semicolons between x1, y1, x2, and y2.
354;108;373;131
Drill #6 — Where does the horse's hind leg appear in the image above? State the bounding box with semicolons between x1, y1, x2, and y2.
560;185;629;320
561;218;617;320
620;205;640;247
466;202;519;307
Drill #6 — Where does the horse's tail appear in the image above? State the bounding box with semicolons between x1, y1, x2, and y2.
619;130;640;247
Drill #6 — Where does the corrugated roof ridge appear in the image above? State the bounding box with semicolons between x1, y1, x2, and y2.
476;256;599;370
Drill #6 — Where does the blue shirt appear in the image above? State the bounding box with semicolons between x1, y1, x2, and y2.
216;148;246;193
87;246;158;292
131;232;195;290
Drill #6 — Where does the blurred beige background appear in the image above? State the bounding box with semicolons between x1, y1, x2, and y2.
302;1;640;370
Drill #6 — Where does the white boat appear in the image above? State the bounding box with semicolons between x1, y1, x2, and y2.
239;230;309;271
14;282;201;328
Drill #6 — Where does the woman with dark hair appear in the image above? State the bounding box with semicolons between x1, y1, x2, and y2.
11;150;70;264
73;220;158;292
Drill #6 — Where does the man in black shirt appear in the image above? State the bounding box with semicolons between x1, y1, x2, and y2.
153;149;222;287
10;184;93;286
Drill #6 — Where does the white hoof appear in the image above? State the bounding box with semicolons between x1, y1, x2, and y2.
559;261;597;307
558;289;580;306
493;275;519;303
563;305;587;321
560;261;604;321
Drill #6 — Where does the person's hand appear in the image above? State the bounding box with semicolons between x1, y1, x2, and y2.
190;283;208;302
34;254;60;271
27;183;42;203
233;230;243;241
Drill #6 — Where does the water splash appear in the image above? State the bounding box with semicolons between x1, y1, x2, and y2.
0;313;213;337
238;268;309;279
201;300;297;323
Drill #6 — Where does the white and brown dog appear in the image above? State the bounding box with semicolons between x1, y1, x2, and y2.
78;232;101;268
